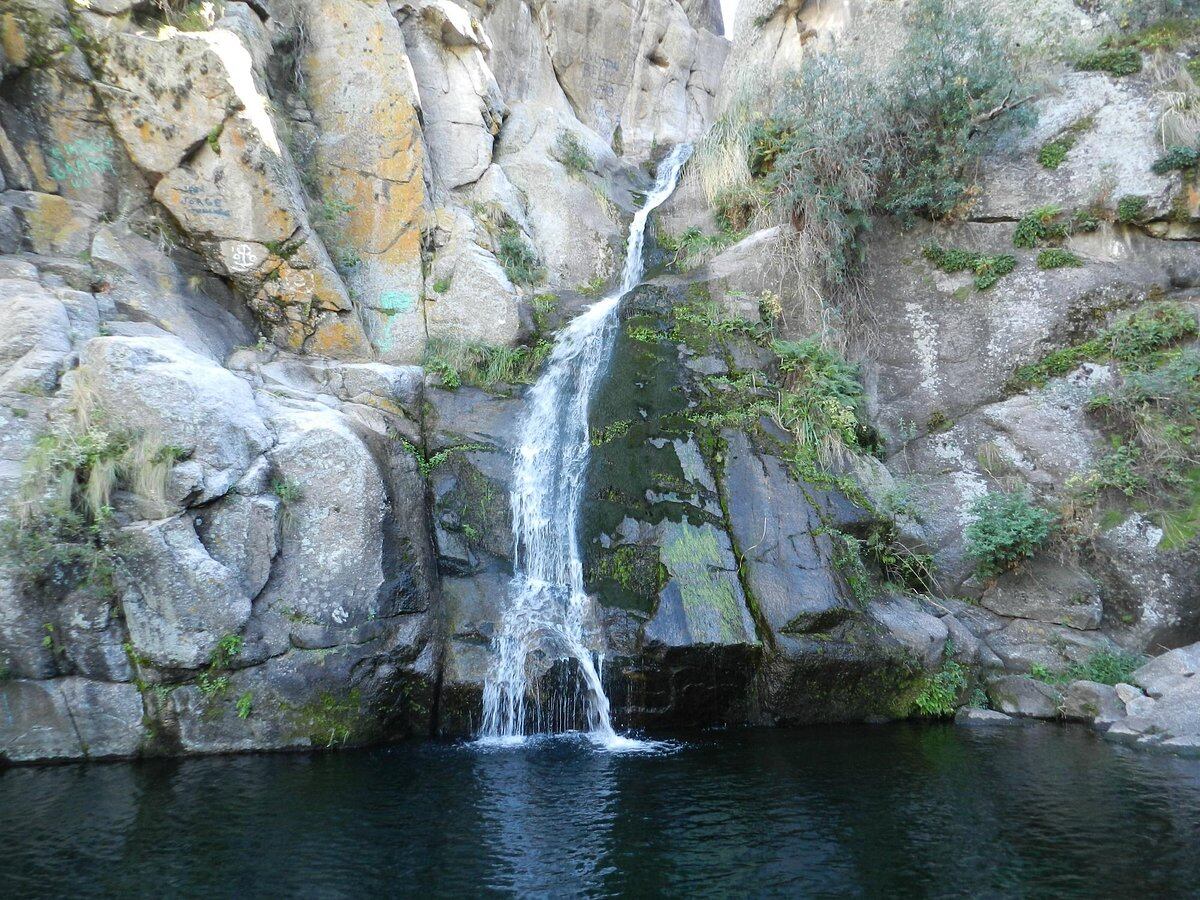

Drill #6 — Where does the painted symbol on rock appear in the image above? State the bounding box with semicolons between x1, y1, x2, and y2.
379;290;414;315
229;243;258;272
47;138;115;189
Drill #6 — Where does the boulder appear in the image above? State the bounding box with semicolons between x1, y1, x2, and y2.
0;678;145;763
720;431;846;638
1061;680;1124;725
77;335;272;503
1132;642;1200;699
868;596;948;670
120;514;252;669
0;276;71;394
255;405;389;642
954;707;1016;725
980;562;1103;631
987;675;1062;719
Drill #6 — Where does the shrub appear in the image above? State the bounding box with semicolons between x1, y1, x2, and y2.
1074;47;1143;77
755;0;1029;281
422;335;549;390
1117;194;1149;223
964;490;1056;577
1068;650;1146;685
554;131;593;178
1013;204;1068;248
881;0;1032;222
1151;144;1200;174
913;653;967;717
2;390;181;601
496;225;545;286
1104;302;1197;362
1037;248;1084;269
923;245;1017;290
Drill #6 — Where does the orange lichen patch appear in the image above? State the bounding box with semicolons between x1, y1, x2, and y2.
307;313;372;359
25;194;90;254
1;14;29;67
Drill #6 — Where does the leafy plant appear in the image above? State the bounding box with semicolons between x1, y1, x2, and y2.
272;478;303;504
1074;47;1143;77
236;691;254;720
422;336;549;391
964;491;1055;577
923;245;1017;290
1117;194;1149;223
1037;248;1084;270
1151;144;1200;174
913;651;967;717
496;225;545;286
1013;204;1068;248
555;131;593;178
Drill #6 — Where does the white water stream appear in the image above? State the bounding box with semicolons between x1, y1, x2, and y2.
479;144;693;748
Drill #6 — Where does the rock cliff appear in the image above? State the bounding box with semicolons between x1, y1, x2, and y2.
3;0;1200;763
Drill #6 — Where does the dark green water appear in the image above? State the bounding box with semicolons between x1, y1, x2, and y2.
2;722;1199;898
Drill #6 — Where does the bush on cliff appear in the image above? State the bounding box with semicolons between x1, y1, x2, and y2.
717;0;1032;310
965;490;1056;577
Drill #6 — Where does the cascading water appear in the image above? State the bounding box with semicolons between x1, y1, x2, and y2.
479;144;693;747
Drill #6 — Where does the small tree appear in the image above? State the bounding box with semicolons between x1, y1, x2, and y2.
964;490;1055;577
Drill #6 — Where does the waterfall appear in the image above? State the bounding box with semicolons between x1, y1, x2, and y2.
479;144;693;746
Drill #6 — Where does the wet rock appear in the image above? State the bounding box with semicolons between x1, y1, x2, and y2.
0;678;145;763
955;707;1016;725
644;519;757;647
721;431;847;638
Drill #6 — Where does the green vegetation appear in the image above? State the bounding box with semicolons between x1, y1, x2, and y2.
589;545;668;601
205;124;223;155
1009;303;1197;391
1037;248;1084;270
496;223;546;286
236;691;254;720
532;293;559;333
696;0;1031;313
964;490;1056;577
657;225;743;271
1117;194;1149;223
1074;46;1143;77
1013;204;1070;248
422;335;550;391
922;245;1017;290
1;388;182;602
913;652;967;717
432;276;452;294
272;478;303;505
291;689;362;748
591;420;632;446
197;634;243;698
1037;116;1094;170
1029;650;1146;686
1151;144;1200;175
398;439;487;478
555;131;593;178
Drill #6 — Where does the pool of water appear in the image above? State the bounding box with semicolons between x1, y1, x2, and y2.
2;722;1198;897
